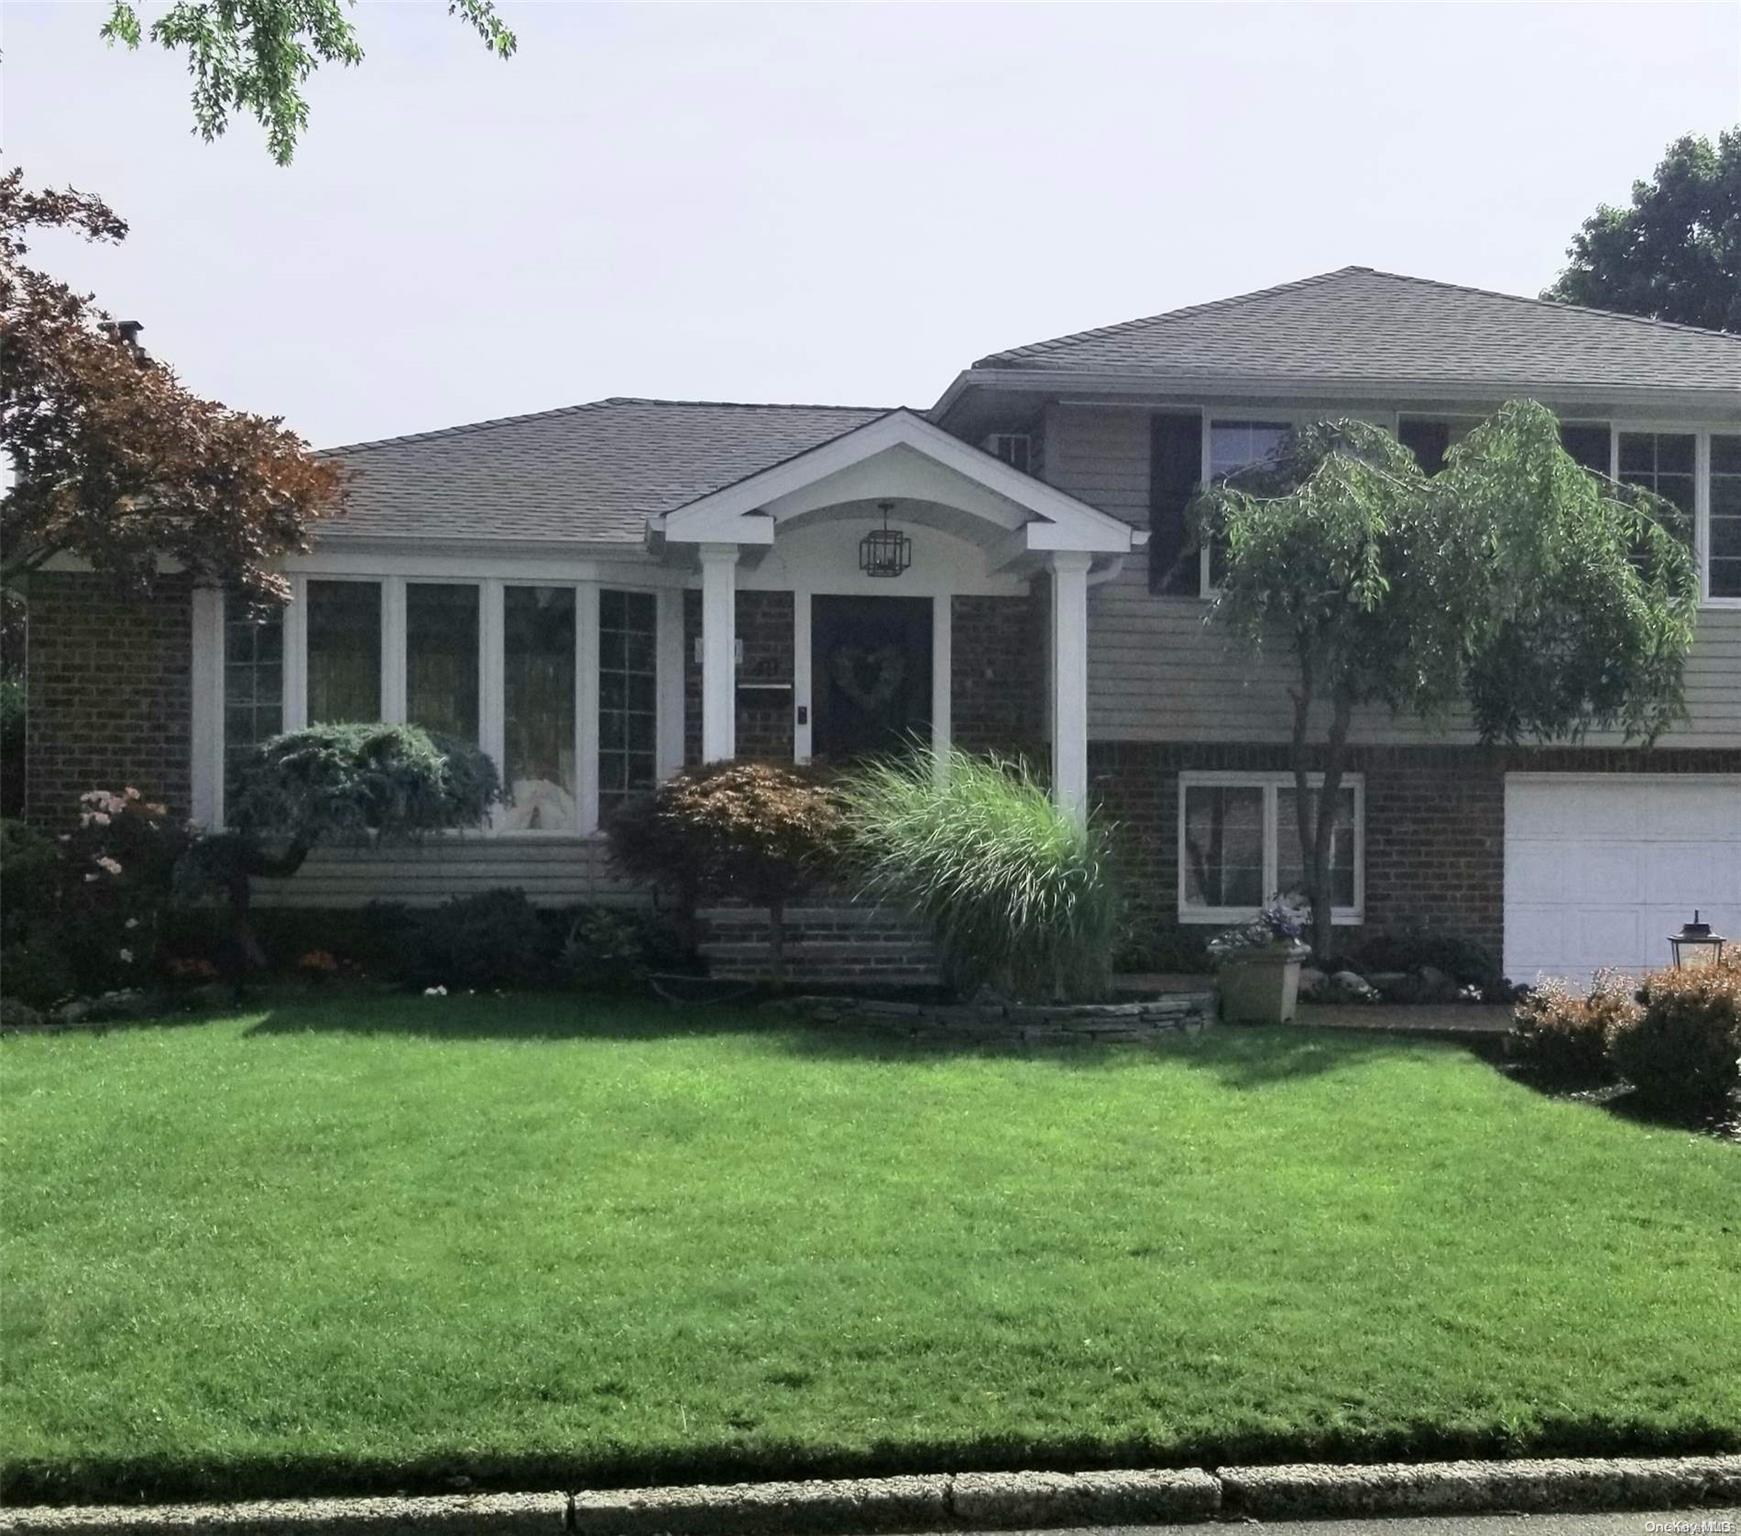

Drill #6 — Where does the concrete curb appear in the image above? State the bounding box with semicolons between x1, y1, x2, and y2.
0;1492;567;1533
1;1455;1736;1533
568;1469;1220;1534
1217;1454;1741;1521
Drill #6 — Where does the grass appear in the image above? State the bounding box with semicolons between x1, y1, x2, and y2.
2;995;1738;1504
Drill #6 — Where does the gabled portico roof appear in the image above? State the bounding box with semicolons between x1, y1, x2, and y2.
655;408;1142;566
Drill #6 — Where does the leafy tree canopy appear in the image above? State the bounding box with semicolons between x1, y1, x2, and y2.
102;0;517;166
1194;401;1699;957
1;170;345;605
1544;128;1741;332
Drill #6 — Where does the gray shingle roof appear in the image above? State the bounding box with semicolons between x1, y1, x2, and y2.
973;267;1741;392
325;398;888;545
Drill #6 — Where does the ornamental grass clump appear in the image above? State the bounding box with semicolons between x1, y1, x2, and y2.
839;748;1119;1003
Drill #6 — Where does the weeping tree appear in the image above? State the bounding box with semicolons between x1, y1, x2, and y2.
181;722;499;974
1192;402;1698;962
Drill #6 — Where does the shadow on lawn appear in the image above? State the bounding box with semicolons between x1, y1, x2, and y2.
241;992;1456;1088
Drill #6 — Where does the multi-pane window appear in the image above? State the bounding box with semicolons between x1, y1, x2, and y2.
1204;420;1290;585
1181;784;1265;909
1559;422;1612;476
1179;774;1363;923
1708;435;1741;599
1618;432;1697;518
223;602;284;812
597;589;657;821
501;586;576;831
306;579;382;723
406;583;480;742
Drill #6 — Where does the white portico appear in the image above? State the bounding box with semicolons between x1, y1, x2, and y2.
653;409;1141;817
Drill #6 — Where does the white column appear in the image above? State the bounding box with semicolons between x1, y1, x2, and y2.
930;594;952;780
577;582;601;834
655;586;685;780
283;574;309;730
793;590;812;763
381;576;407;724
480;579;505;816
1049;552;1092;822
698;543;738;763
189;587;224;828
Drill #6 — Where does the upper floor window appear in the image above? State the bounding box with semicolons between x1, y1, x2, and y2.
1203;419;1290;587
986;432;1033;474
1710;435;1741;599
1618;431;1696;518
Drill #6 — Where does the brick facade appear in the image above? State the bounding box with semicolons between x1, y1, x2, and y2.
682;589;797;766
1089;740;1741;966
949;593;1046;759
24;572;194;828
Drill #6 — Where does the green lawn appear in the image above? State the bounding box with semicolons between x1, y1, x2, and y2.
2;997;1737;1504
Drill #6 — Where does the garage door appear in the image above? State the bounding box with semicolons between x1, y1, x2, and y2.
1504;775;1741;986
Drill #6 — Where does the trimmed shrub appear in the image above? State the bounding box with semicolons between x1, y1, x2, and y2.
839;747;1120;1003
1609;956;1741;1109
1509;969;1636;1083
397;888;551;991
559;906;693;993
1350;928;1501;988
607;761;845;981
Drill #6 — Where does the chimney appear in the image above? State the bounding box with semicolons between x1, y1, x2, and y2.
99;319;149;364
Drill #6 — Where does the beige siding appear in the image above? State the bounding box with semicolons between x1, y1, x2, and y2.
1045;404;1741;749
254;834;646;910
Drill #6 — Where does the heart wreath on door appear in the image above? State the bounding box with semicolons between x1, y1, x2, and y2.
829;645;907;713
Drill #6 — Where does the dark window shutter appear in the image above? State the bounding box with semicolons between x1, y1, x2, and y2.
1149;412;1203;594
1560;422;1611;475
1398;418;1451;474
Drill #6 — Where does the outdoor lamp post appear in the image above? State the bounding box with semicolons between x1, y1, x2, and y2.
1668;911;1727;970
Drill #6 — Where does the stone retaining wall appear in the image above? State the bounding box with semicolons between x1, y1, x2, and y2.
787;991;1214;1046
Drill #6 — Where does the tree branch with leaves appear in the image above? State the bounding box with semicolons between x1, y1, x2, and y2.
101;0;518;166
1;168;345;606
1191;402;1698;961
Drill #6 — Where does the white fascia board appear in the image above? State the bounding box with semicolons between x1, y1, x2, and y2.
986;524;1144;575
940;368;1741;419
662;409;1136;551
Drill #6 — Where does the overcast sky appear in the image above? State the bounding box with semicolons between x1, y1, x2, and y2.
6;2;1738;449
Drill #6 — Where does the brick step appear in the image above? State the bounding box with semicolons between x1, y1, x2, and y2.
700;939;932;962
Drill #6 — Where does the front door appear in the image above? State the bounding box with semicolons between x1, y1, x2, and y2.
810;595;932;763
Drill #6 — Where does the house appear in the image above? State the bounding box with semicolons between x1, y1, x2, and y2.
25;268;1741;984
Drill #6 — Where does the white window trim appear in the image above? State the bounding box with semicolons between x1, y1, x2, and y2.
198;573;676;836
1198;413;1301;597
1176;769;1365;926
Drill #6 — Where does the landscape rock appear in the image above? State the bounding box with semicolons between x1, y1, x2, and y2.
1297;966;1329;1000
1328;970;1380;1004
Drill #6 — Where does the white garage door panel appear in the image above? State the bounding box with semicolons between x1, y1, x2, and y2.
1504;777;1741;987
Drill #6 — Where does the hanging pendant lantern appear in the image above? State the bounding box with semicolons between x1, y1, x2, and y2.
858;500;913;579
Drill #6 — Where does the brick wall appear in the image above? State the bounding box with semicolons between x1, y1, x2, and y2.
950;593;1045;759
682;588;796;766
25;572;194;827
1088;740;1741;967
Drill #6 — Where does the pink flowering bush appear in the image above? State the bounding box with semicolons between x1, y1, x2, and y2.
55;787;192;993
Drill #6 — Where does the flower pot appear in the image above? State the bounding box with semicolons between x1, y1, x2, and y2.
1216;943;1310;1024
